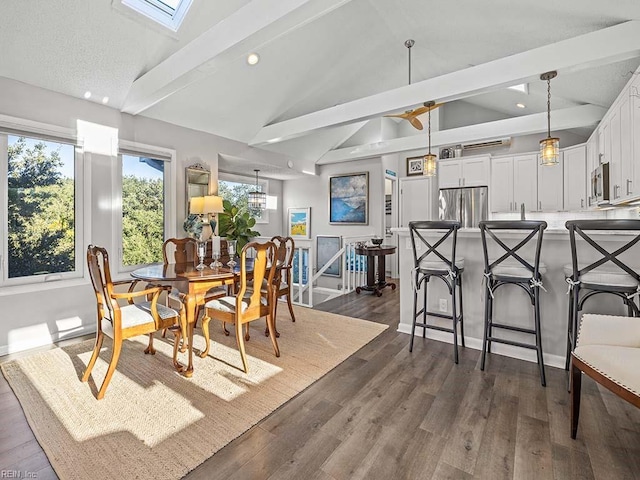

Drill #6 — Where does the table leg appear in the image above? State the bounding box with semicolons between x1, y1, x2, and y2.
367;257;376;287
377;255;386;287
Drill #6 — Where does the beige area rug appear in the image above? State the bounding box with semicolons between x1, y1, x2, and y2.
2;306;387;480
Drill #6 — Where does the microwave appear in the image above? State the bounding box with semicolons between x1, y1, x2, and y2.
591;162;610;205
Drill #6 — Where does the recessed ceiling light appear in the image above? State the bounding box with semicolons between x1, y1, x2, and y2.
102;96;109;104
247;53;260;65
516;103;526;109
84;91;92;99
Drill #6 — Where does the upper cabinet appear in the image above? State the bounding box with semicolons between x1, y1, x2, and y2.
490;156;515;212
438;155;490;189
537;153;564;212
513;154;538;212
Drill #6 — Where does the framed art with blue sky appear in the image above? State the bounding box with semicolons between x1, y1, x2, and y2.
288;207;310;239
329;172;368;224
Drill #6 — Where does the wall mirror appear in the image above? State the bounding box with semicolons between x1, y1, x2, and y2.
186;163;211;215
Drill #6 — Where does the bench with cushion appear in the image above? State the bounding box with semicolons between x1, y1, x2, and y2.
570;313;640;439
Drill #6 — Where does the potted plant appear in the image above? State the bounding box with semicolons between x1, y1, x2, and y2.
217;200;261;251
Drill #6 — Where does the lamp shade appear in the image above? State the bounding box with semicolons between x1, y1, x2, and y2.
423;154;437;177
189;196;205;214
540;137;560;166
202;195;224;213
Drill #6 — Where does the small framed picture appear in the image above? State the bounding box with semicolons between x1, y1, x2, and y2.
288;207;311;239
406;156;424;176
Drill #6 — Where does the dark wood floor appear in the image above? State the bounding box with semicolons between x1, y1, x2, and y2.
2;281;640;479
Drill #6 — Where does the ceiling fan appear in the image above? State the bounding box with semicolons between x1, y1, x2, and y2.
384;39;443;130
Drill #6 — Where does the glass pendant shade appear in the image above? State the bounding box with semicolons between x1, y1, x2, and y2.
423;154;437;177
540;137;560;166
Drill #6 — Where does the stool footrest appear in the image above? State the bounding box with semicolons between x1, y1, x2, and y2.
487;336;538;350
490;322;536;335
415;322;454;334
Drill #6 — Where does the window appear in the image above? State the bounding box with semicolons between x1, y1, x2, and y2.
218;172;270;223
115;142;175;273
121;0;193;31
1;133;83;285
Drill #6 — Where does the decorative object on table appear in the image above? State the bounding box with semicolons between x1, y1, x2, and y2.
247;169;267;212
406;156;424;176
371;236;383;246
196;240;207;270
183;213;203;240
187;194;224;242
210;235;222;268
329;172;368;225
539;70;560;166
226;240;237;268
217;200;261;251
316;235;342;277
422;101;437;177
384;39;443;130
287;207;311;239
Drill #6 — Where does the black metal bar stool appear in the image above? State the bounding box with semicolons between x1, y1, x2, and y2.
479;220;547;386
564;220;640;371
408;221;465;363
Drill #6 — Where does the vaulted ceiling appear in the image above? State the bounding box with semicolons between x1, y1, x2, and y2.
2;0;640;178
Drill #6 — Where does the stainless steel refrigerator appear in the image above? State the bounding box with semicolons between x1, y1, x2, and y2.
438;186;488;228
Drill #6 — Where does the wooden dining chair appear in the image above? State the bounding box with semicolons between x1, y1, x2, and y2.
162;238;226;350
83;245;183;400
270;235;297;322
199;241;279;373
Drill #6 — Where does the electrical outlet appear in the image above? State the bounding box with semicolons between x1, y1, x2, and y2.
439;299;448;312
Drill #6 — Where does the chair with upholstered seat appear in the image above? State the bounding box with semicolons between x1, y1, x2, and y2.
408;221;465;363
83;245;182;400
570;313;640;439
199;241;279;372
479;220;548;386
564;220;640;372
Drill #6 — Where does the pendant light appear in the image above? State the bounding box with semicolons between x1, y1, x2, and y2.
248;169;266;211
423;101;437;176
539;71;559;166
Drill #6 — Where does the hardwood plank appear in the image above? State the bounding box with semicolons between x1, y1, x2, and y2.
513;414;554;480
431;461;473;480
473;392;518;480
551;443;595;480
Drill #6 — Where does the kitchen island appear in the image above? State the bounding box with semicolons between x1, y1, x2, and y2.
392;227;635;368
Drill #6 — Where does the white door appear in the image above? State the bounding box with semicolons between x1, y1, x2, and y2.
490;157;514;212
462;156;490;187
438;160;462;189
513;154;538;212
538;153;564;211
563;145;587;211
399;177;436;227
384;176;398;278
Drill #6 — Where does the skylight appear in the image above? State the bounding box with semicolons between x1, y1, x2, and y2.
121;0;193;32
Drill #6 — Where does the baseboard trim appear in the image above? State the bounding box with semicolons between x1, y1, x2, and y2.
0;325;96;357
396;324;565;370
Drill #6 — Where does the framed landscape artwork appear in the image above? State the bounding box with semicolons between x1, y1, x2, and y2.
406;156;424;176
288;207;310;239
329;172;368;225
316;235;341;277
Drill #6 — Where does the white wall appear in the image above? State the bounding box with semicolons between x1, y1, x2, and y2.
0;76;289;354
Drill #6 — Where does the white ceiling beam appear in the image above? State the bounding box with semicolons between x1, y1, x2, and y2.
122;0;353;115
251;21;640;146
317;104;606;164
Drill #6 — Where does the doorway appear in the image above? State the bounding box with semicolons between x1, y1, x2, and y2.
385;175;398;278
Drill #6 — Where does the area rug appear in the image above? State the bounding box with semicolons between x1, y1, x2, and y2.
1;306;387;480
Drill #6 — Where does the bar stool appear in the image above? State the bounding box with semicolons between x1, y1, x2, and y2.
479;220;547;386
564;220;640;371
408;221;465;363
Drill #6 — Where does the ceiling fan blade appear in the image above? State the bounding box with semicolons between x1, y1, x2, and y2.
409;106;430;117
409;118;424;130
384;112;412;120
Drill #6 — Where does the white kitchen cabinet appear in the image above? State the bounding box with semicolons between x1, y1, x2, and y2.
399;176;437;227
437;155;490;189
538;153;564;211
438;160;463;189
586;134;598;207
563;145;587;211
633;90;640;201
513;154;538;212
618;94;634;201
609;106;622;201
490;156;515;212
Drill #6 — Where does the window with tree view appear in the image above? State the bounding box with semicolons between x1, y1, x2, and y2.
120;154;165;266
6;135;78;280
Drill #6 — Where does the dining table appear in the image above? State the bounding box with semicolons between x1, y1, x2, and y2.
131;262;245;377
